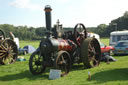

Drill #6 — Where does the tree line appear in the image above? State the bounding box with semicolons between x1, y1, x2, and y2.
89;11;128;37
0;25;46;40
0;11;128;40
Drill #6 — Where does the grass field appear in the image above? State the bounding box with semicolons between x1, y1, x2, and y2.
100;38;109;46
0;39;128;85
19;40;40;48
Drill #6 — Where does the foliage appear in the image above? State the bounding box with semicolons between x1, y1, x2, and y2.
0;39;128;85
95;24;108;37
88;11;128;37
0;24;45;40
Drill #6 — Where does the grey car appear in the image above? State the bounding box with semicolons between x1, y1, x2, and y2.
113;40;128;55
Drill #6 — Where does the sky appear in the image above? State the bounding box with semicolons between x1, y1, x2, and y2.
0;0;128;27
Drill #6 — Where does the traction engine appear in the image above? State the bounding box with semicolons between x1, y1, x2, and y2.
0;29;18;65
29;5;101;76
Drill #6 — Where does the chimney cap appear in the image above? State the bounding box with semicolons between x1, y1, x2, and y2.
44;5;52;12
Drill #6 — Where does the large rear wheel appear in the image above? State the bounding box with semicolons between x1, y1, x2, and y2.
81;37;101;68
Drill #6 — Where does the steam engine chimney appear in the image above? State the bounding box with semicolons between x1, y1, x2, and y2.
44;5;52;38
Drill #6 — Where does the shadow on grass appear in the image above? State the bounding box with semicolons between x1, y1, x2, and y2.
0;70;49;81
71;64;85;71
92;68;128;84
113;54;128;57
0;63;86;81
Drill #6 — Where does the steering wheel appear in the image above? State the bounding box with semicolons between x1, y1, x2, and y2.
73;23;87;46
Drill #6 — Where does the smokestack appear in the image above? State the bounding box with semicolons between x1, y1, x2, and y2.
44;5;52;35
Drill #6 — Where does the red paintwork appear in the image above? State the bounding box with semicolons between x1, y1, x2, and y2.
58;39;73;51
101;45;114;53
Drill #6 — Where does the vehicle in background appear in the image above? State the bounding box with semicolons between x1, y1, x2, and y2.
18;48;27;55
113;40;128;55
109;30;128;46
100;42;114;56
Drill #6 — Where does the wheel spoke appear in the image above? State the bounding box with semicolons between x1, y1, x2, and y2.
0;53;4;56
0;53;6;58
0;50;6;53
1;44;7;51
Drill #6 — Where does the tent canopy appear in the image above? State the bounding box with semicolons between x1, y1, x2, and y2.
23;45;36;53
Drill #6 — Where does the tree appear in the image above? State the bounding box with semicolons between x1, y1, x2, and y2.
95;24;108;37
35;27;46;37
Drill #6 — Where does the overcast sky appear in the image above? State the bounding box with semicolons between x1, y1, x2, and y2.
0;0;128;27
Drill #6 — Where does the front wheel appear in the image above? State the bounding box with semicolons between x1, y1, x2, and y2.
55;51;71;77
29;51;46;75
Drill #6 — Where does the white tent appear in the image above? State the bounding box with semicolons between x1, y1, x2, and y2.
88;32;100;42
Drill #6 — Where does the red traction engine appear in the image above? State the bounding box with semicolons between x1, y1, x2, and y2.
29;5;101;76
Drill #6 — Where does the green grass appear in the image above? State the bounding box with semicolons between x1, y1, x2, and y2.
19;40;40;48
0;38;128;85
100;38;109;46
